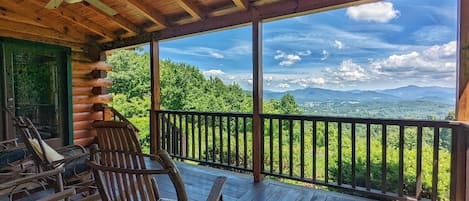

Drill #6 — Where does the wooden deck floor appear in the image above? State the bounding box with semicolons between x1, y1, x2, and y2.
149;161;375;201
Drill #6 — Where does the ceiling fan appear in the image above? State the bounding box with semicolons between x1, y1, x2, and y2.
45;0;117;16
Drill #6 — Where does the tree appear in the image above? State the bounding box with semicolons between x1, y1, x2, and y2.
107;50;151;98
279;93;302;114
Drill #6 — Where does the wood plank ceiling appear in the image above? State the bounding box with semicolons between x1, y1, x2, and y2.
0;0;375;51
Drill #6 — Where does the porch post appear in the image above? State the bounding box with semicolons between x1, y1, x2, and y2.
458;0;469;121
252;16;264;182
150;39;161;154
454;0;469;200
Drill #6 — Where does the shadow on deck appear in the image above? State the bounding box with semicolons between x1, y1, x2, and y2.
149;160;375;201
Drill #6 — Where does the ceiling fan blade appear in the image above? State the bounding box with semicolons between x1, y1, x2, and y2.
64;0;84;3
45;0;64;9
84;0;118;16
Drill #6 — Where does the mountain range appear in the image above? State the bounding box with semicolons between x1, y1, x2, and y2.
264;85;456;105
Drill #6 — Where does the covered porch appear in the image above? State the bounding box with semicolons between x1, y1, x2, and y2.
1;0;469;200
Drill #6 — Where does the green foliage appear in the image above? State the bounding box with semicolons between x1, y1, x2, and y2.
110;94;150;118
107;50;151;98
279;93;302;114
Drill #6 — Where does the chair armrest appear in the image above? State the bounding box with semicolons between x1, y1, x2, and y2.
206;176;227;201
0;138;18;150
87;160;172;175
0;168;64;190
141;153;163;162
36;188;76;201
0;138;18;145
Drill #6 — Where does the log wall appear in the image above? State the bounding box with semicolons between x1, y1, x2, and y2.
71;60;112;146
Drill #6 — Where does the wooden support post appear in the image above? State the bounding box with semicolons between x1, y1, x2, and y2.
450;126;469;201
150;39;161;154
454;0;469;200
458;0;469;121
252;17;264;182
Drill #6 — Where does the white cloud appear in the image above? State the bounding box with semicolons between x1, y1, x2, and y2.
274;50;302;66
413;26;454;44
333;60;370;81
203;69;225;77
224;41;252;56
334;40;345;49
316;40;457;87
289;77;327;88
321;50;329;61
346;2;400;23
423;41;456;58
277;83;291;89
161;46;225;59
372;41;457;74
209;51;224;59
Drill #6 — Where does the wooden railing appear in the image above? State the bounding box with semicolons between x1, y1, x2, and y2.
155;110;253;171
154;110;469;200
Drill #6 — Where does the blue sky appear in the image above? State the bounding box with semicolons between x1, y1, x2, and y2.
154;0;457;91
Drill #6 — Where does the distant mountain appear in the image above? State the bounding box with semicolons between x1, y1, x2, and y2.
378;85;455;103
264;85;456;105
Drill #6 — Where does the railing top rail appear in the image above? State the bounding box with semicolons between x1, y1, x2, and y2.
153;110;253;117
154;109;458;127
261;113;457;127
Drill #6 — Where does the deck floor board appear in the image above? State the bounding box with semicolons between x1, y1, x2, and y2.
149;160;375;201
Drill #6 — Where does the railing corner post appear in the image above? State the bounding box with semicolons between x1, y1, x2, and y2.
450;125;469;201
150;110;161;155
252;113;264;183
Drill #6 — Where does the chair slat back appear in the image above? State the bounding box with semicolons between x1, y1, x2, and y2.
89;150;160;201
91;121;192;201
15;117;51;169
92;121;161;201
92;121;142;153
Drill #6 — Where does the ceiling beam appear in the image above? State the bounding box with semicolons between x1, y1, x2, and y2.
176;0;204;20
122;0;168;28
232;0;249;10
82;2;140;35
2;0;89;43
101;0;376;50
30;0;117;41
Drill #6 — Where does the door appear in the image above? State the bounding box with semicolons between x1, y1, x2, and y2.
1;39;71;146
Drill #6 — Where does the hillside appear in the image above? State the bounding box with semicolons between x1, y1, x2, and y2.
265;85;455;104
265;85;456;119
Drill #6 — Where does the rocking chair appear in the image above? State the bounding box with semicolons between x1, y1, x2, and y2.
90;120;227;201
15;117;93;194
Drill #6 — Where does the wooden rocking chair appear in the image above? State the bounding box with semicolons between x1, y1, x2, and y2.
15;117;93;194
90;120;227;201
